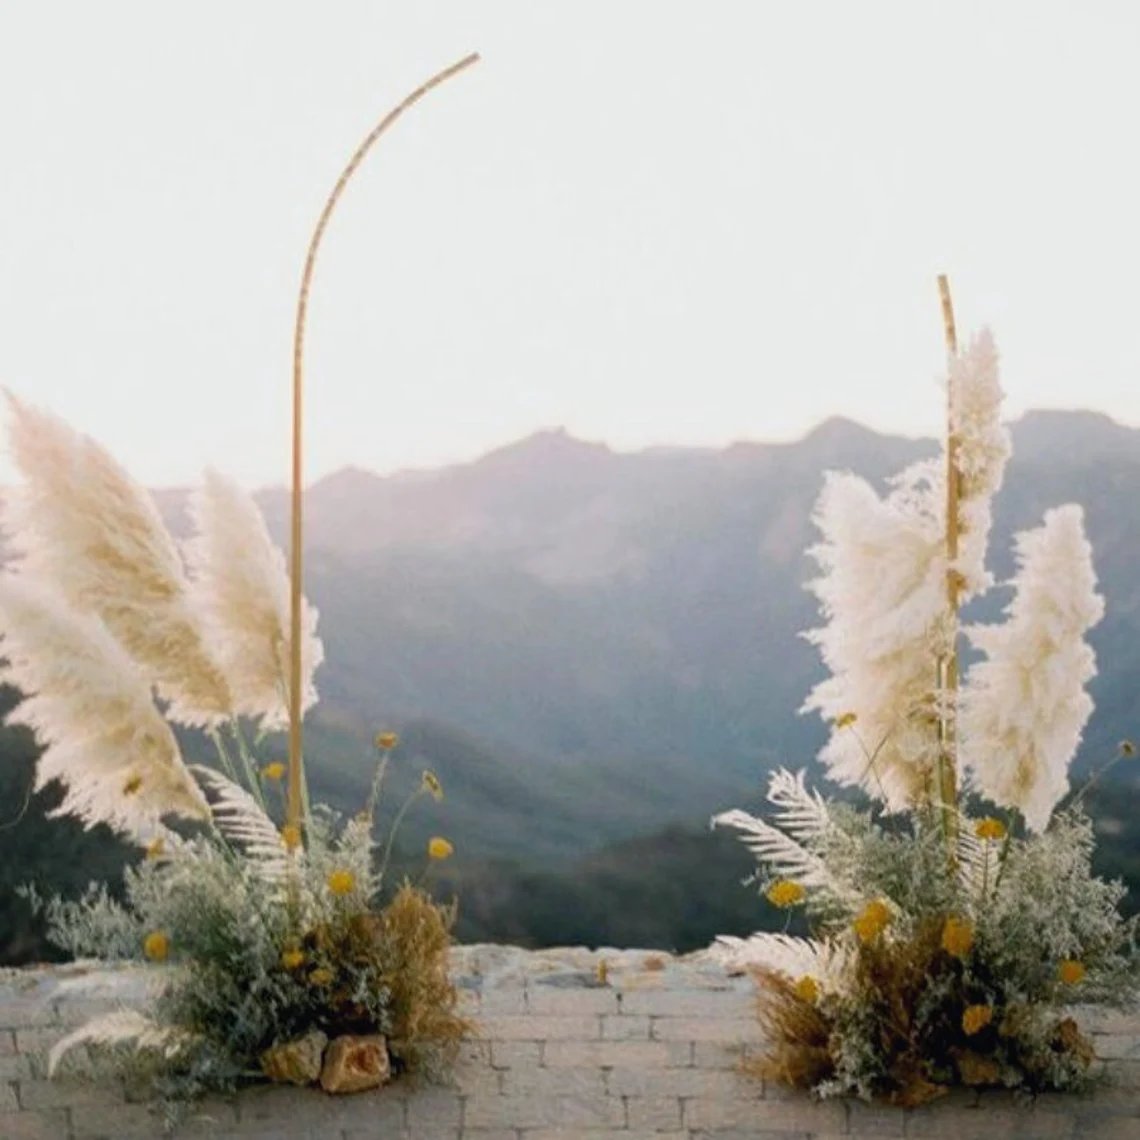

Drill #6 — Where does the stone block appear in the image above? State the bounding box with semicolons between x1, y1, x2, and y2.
542;1039;676;1069
684;1092;848;1132
489;1039;542;1069
464;1091;625;1129
626;1092;683;1129
601;1013;651;1040
651;1015;765;1042
479;1014;600;1041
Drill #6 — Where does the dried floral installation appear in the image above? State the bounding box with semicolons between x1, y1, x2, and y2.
714;279;1139;1106
2;54;479;1113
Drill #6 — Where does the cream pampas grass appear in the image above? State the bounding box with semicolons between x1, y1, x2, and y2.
801;466;948;808
0;575;209;839
185;470;323;728
948;329;1011;600
960;505;1104;831
2;394;232;726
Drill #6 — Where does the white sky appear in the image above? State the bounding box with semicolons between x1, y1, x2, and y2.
1;2;1137;488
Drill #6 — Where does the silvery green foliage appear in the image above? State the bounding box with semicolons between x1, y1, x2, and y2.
36;804;391;1105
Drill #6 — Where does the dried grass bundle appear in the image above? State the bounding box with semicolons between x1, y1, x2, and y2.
0;574;208;839
745;965;834;1089
378;883;472;1073
185;470;323;728
2;393;232;726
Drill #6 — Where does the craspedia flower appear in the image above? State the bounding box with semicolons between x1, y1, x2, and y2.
327;868;356;896
974;817;1007;841
375;731;399;751
422;769;443;801
122;774;143;796
793;976;819;1004
1058;959;1086;985
145;837;165;860
941;916;975;959
765;879;806;908
309;967;334;987
281;824;302;851
834;711;858;730
281;949;305;970
962;1004;993;1036
853;899;892;943
428;837;454;861
143;931;169;962
262;761;286;781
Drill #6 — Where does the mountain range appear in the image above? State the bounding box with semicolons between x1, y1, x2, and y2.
137;409;1140;867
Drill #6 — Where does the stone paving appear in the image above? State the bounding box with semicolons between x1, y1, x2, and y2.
1;944;1137;1139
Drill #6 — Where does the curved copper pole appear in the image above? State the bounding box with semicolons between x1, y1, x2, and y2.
287;53;481;830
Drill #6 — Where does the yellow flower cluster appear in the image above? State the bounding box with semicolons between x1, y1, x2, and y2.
281;948;305;970
281;824;302;851
852;898;892;943
143;931;169;962
974;817;1007;841
428;837;454;861
941;916;975;959
1058;959;1086;985
327;869;356;896
262;762;286;781
834;711;858;729
309;967;334;987
962;1004;993;1036
765;880;806;908
793;976;819;1004
375;731;399;751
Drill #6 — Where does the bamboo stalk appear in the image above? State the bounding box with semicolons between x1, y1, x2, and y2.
936;273;961;847
286;53;481;832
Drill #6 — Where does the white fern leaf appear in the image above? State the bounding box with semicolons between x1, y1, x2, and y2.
766;767;832;844
707;932;849;988
955;816;1000;902
48;1010;192;1076
190;765;289;880
711;809;836;892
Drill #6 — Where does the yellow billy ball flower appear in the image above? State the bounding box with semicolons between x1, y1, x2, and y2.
834;711;858;729
145;837;165;860
122;774;143;796
793;976;819;1004
281;824;302;851
974;817;1007;841
143;931;169;962
428;837;454;861
1058;959;1086;985
853;899;892;943
422;769;444;801
281;949;305;971
262;762;286;781
375;731;399;751
309;967;334;987
941;916;975;959
962;1004;993;1036
765;880;806;908
327;869;356;896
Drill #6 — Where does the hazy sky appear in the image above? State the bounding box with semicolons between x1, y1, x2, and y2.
1;2;1137;488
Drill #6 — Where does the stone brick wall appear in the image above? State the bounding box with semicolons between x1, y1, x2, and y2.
1;945;1137;1139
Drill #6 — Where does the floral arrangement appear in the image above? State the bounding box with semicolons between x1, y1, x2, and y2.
714;287;1140;1106
2;394;470;1104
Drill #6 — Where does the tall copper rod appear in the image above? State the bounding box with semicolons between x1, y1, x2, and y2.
287;52;481;831
936;273;961;843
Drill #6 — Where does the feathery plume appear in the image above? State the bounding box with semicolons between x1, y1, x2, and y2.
49;1010;192;1076
959;505;1104;831
801;465;948;808
1;393;232;726
948;329;1011;600
707;932;849;989
0;575;209;839
185;470;323;728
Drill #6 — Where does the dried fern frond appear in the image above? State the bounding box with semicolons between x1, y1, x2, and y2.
710;931;848;989
189;765;289;881
185;470;323;729
0;575;208;839
48;1009;194;1076
2;393;232;726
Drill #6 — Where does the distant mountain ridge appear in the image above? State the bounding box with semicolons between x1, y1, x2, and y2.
27;411;1140;865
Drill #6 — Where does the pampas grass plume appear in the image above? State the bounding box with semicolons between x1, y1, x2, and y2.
0;574;208;839
960;505;1104;831
2;393;232;727
185;470;323;728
